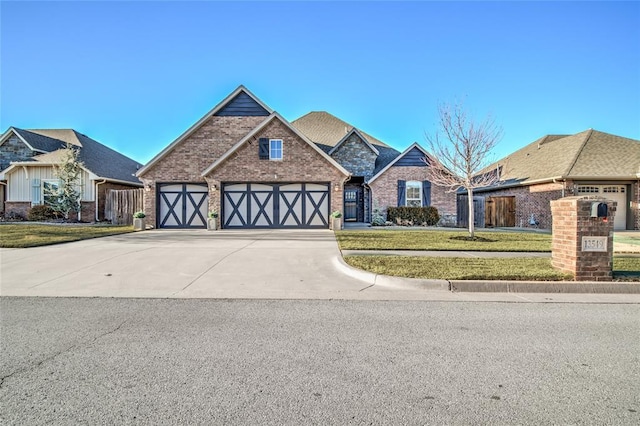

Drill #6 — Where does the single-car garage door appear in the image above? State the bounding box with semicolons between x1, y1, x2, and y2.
158;183;208;228
223;183;329;229
577;185;628;230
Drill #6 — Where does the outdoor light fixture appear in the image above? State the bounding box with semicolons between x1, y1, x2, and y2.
334;183;340;192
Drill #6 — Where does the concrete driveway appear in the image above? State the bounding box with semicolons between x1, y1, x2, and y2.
1;230;382;299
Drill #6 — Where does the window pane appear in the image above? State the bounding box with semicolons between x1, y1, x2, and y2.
405;181;422;207
270;139;282;160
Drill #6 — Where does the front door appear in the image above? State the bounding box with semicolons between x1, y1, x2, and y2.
344;187;360;221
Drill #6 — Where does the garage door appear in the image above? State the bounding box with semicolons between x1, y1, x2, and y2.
577;185;627;230
223;183;329;229
158;183;208;228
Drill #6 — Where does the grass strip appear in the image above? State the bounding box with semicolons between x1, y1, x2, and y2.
0;224;135;248
336;230;551;252
342;255;640;281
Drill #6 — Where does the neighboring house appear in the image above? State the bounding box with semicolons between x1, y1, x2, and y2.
0;128;143;221
460;130;640;231
137;86;456;229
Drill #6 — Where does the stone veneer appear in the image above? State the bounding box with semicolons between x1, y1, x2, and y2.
329;133;377;179
1;135;34;171
369;165;456;218
550;196;615;281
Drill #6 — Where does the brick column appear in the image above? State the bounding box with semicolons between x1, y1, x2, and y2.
550;196;616;281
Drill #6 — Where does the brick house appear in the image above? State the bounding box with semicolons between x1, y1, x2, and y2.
137;86;456;229
459;130;640;231
0;128;143;220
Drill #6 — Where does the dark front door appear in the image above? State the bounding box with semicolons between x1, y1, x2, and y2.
344;187;362;221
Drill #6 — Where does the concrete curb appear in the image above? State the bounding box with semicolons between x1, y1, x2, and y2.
332;256;450;291
450;280;640;294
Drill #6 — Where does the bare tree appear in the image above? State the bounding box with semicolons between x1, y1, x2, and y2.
425;101;503;238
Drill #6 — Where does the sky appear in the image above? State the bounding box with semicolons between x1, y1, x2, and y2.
1;1;639;164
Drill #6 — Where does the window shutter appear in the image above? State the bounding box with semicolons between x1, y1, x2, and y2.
258;138;269;159
397;180;406;206
32;178;41;204
422;180;431;206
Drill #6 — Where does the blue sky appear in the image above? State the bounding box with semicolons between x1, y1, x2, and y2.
2;1;638;164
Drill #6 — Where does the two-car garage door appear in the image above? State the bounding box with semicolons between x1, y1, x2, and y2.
223;183;330;229
158;182;330;229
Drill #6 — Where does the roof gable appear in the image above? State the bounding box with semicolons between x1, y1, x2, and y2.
138;85;274;176
368;142;431;184
567;130;640;178
214;91;270;117
292;111;391;149
201;113;350;177
329;128;379;156
12;128;68;153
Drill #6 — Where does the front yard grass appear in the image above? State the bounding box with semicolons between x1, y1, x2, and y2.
0;224;135;248
343;256;640;281
336;229;551;252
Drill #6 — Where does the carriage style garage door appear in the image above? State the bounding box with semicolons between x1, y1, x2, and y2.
158;183;208;228
222;183;330;229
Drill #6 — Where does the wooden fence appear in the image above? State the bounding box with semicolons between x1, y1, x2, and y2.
105;188;144;225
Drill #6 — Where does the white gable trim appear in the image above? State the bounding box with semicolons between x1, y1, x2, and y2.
0;127;40;152
368;142;431;184
137;85;274;177
201;112;350;177
328;128;380;156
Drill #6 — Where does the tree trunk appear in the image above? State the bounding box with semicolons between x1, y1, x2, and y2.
467;188;475;238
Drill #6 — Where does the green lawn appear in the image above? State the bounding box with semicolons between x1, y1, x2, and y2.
344;256;640;281
0;224;135;248
336;229;551;252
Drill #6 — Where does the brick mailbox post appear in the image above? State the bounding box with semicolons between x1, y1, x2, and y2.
550;196;616;281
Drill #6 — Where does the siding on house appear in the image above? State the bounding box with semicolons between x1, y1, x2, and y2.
6;166;94;202
393;147;427;167
214;92;270;117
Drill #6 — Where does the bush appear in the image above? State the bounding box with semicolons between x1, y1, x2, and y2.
386;206;440;226
27;205;58;221
371;208;386;226
133;211;146;219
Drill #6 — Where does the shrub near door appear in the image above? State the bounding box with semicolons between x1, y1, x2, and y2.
387;206;440;226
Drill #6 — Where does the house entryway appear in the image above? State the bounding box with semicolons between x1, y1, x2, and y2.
344;180;365;222
222;182;330;229
158;183;208;228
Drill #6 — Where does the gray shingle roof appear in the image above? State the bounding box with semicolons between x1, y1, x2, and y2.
480;129;640;190
292;111;401;176
14;128;142;184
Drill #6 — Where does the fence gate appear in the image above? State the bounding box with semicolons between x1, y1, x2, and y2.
105;188;144;225
485;196;516;227
457;194;485;228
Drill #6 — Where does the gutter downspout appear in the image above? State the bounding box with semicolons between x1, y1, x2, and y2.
95;179;107;222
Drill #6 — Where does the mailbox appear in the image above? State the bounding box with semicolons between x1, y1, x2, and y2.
590;202;608;219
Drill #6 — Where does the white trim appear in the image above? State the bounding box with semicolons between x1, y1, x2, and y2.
0;127;37;151
328;128;379;156
137;86;274;177
201;113;350;177
269;138;283;161
405;180;422;207
368;142;431;184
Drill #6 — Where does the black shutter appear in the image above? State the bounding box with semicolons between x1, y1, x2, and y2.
259;138;269;159
397;180;406;206
422;181;431;206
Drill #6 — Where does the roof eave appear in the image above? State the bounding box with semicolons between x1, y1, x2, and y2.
201;112;350;178
137;86;274;177
368;142;429;184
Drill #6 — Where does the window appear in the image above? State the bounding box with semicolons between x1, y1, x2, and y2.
42;180;60;207
577;186;600;194
406;181;422;207
269;139;283;160
603;186;624;193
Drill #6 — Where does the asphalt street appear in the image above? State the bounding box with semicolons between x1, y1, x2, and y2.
1;297;638;425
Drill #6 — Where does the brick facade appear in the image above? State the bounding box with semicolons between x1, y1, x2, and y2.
4;202;31;219
330;133;378;179
205;118;348;228
138;115;266;227
369;165;456;219
479;180;639;230
0;135;34;171
551;196;615;281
